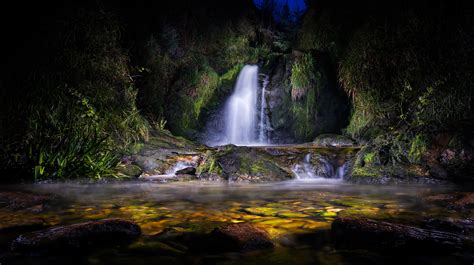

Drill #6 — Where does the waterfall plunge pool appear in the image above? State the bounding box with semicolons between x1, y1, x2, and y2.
1;180;468;265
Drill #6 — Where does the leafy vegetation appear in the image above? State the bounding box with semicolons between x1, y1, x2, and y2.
299;1;473;140
1;10;148;180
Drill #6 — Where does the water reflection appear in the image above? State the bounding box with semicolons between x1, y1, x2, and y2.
3;181;454;236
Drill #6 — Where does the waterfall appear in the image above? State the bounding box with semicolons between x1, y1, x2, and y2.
224;65;258;145
202;65;271;146
292;153;346;180
258;75;269;143
222;64;272;145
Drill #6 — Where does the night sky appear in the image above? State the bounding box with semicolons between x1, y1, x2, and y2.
253;0;307;12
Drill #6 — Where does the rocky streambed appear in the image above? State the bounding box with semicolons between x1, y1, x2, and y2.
0;181;472;265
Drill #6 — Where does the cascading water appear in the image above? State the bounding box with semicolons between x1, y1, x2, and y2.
292;153;346;180
258;75;270;143
165;161;193;175
216;64;272;146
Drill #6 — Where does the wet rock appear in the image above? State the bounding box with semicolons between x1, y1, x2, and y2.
313;134;356;147
117;163;143;178
128;130;204;176
211;223;274;251
0;192;50;211
11;219;141;254
175;167;196;175
332;217;471;253
424;218;474;236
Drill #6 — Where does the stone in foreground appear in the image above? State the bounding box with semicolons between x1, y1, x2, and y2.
332;217;471;253
211;223;274;251
11;219;141;254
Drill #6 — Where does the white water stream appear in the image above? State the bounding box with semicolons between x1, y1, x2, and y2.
292;154;346;180
222;65;269;145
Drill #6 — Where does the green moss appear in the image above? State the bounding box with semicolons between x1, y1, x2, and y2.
291;73;319;141
363;152;376;164
192;68;220;118
408;134;428;164
197;151;223;176
351;165;380;178
290;54;316;101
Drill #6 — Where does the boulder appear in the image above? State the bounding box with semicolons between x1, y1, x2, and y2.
312;134;356;147
175;167;196;175
11;219;141;254
117;163;143;178
197;145;292;182
211;223;274;251
423;218;474;236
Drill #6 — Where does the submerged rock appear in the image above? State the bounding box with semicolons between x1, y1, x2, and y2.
424;192;474;210
0;191;50;211
211;223;274;251
11;219;141;254
332;217;471;253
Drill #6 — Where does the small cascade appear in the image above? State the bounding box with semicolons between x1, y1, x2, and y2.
165;161;193;175
258;75;270;143
292;153;346;180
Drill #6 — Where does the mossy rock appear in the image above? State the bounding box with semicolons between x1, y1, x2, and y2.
347;134;445;184
198;145;293;182
313;134;356;147
117;164;143;178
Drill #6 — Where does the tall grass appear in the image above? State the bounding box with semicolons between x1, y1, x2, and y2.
0;10;149;180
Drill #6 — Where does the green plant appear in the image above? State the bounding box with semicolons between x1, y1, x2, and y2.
363;152;376;164
152;119;168;131
290;54;316;101
408;134;428;164
26;89;119;180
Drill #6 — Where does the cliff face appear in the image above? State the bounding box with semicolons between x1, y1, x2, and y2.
262;52;350;143
294;0;474;182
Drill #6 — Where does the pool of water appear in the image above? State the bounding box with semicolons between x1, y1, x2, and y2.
0;180;468;265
